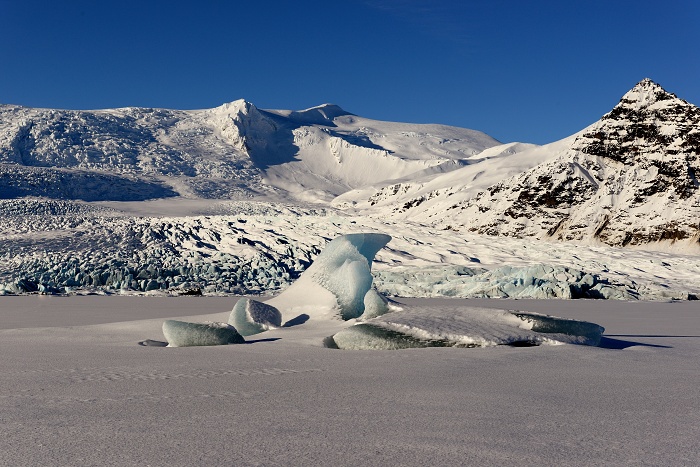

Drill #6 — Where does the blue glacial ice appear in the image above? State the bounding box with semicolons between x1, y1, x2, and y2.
229;298;282;336
162;319;245;347
373;264;640;300
157;233;390;346
267;233;391;321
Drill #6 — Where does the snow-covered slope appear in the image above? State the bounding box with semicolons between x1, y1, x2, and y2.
332;140;548;220
0;100;500;203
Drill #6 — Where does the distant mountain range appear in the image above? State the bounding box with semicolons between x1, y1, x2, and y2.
0;99;497;203
1;78;699;253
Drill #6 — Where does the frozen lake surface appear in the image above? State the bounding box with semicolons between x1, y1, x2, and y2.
1;296;699;466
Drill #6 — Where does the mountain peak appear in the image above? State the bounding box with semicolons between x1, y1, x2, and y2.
213;99;258;115
287;104;354;125
618;78;677;109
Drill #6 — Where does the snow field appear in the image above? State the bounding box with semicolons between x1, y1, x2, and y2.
1;296;698;465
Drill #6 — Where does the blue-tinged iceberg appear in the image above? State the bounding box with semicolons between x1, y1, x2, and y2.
266;233;391;321
162;320;245;347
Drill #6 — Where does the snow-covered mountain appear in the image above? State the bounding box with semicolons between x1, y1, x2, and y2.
0;100;499;203
346;79;700;251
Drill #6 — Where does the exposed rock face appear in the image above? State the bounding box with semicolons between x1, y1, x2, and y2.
448;79;700;249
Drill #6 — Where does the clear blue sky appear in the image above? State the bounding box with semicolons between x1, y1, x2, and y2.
1;0;698;144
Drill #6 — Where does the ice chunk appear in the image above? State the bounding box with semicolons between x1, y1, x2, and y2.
361;289;390;319
162;320;245;347
512;311;604;346
229;298;282;336
267;233;391;321
328;306;605;350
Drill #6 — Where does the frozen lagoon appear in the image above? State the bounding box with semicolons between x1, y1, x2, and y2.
1;296;699;466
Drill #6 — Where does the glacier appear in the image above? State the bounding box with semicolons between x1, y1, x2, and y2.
1;199;697;302
373;264;641;300
162;319;245;347
1;206;696;301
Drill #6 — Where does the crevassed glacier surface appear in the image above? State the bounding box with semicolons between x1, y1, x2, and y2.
374;264;639;300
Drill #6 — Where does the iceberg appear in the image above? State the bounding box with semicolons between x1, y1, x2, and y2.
155;232;607;352
327;306;604;350
162;320;245;347
229;298;282;336
267;233;391;321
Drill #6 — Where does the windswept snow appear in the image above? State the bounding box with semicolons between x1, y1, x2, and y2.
1;296;699;465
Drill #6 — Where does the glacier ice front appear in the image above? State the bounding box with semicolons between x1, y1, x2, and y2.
267;233;391;321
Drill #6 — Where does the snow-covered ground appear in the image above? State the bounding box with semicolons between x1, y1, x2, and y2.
1;295;698;465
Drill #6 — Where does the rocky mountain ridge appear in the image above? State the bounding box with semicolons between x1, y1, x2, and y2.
444;79;700;249
344;79;700;251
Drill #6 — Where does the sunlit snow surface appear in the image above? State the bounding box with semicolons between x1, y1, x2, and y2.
2;296;699;466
